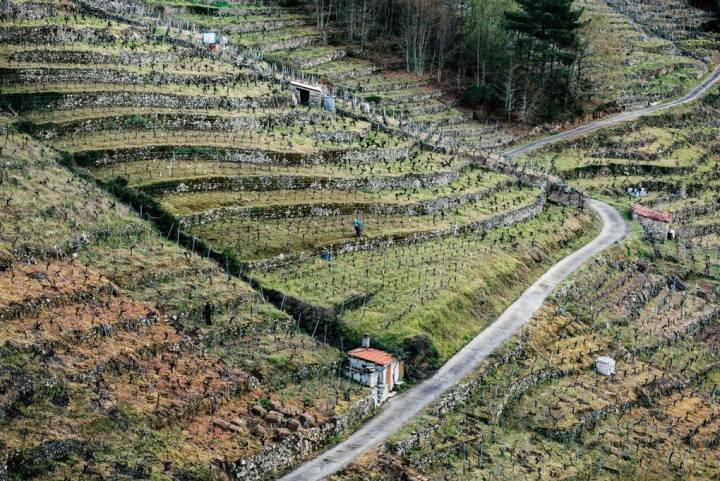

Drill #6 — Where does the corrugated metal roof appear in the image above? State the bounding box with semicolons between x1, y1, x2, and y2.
632;204;672;223
348;347;393;365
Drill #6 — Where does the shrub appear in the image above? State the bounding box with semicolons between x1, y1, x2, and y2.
125;114;148;128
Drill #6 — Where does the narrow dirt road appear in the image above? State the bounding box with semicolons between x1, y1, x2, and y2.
277;63;720;481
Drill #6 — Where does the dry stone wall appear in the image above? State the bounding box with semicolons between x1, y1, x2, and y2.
143;169;461;199
0;25;145;44
1;90;290;113
178;179;513;226
0;67;242;87
0;1;57;19
76;144;411;169
231;393;376;480
27;110;330;140
10;49;180;67
252;34;325;53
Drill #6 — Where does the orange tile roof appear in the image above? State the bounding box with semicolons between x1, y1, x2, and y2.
632;204;672;223
348;347;393;365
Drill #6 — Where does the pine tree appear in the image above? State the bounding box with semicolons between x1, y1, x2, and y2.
504;0;583;120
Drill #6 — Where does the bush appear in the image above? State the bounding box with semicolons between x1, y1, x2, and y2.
125;114;148;128
365;95;382;104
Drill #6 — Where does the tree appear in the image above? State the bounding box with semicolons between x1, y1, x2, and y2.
400;0;436;75
464;0;511;86
313;0;334;29
504;0;583;120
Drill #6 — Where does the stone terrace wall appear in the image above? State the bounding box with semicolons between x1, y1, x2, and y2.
10;49;180;67
0;90;290;113
0;1;57;19
677;222;720;239
0;67;241;87
26;110;330;140
143;170;461;199
231;393;376;480
76;144;411;169
673;201;720;222
178;179;514;225
0;25;146;44
547;182;587;209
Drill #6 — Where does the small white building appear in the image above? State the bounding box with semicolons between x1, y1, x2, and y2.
595;356;616;376
344;335;403;405
202;32;217;45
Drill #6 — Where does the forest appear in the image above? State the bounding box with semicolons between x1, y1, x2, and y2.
310;0;585;122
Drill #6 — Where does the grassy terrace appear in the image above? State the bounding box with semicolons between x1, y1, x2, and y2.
0;2;640;478
51;124;408;153
90;151;466;186
0;80;277;97
516;89;720;288
19;106;300;123
187;187;540;261
229;26;324;50
304;57;376;76
153;168;509;213
0;42;179;56
0;130;142;254
577;0;715;110
39;112;372;139
1;14;136;29
259;206;599;362
175;11;306;28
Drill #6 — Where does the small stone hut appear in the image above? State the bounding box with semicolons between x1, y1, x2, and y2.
344;335;403;405
290;80;323;106
631;204;672;241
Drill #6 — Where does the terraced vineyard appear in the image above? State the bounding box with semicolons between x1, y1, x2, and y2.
2;0;719;480
334;241;720;480
327;78;720;481
0;124;368;481
0;1;602;480
578;0;719;112
526;87;720;283
91;0;720;152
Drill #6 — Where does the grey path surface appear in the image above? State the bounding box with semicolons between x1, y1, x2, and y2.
277;63;720;481
278;200;627;481
504;63;720;158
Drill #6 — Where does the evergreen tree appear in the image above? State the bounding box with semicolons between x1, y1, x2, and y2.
504;0;583;120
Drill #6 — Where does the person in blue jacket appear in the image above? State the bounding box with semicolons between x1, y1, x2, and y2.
353;216;364;238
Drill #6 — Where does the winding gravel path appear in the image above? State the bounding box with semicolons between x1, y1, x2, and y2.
277;63;720;481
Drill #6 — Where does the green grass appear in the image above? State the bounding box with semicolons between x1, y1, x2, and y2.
259;206;600;362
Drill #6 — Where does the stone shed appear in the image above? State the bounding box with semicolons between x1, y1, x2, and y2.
290;80;323;106
631;204;672;241
344;335;403;406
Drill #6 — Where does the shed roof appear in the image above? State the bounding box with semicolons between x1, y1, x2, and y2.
631;204;672;223
290;80;323;93
348;347;393;365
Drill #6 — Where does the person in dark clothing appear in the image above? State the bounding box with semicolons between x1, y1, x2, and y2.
203;301;213;326
353;216;364;238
